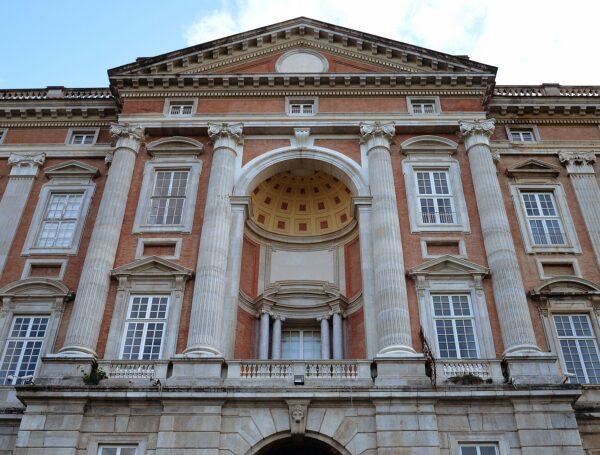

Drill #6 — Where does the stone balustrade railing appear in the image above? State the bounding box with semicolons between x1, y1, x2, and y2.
436;359;504;384
494;85;600;97
228;360;372;380
98;360;169;380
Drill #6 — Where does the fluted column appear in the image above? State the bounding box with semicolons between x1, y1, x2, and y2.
559;151;600;267
319;316;331;360
332;312;343;360
360;122;416;357
185;123;243;357
60;124;143;356
460;119;540;356
258;311;270;360
271;316;283;360
0;153;45;278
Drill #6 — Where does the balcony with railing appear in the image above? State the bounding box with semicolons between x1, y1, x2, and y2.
98;360;169;380
435;359;504;385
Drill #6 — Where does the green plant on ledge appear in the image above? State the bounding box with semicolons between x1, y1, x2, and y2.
446;373;492;385
83;360;107;385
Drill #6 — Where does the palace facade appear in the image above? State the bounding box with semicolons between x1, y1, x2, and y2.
0;17;599;454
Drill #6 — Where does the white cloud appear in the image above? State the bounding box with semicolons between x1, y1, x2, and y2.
184;0;600;84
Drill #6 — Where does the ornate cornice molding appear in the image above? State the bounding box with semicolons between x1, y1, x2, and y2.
459;118;496;139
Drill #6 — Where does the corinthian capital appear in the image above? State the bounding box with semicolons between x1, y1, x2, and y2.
109;123;144;142
8;152;46;177
359;121;395;142
459;118;496;139
558;151;596;166
208;122;243;145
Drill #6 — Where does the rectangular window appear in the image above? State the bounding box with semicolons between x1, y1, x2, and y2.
288;100;315;116
0;129;5;143
553;314;600;384
282;329;321;360
168;101;194;116
70;131;96;145
98;446;138;455
460;444;499;455
410;99;437;114
520;192;565;245
148;170;189;225
0;316;49;385
416;171;455;224
36;193;84;248
432;295;478;359
121;296;169;360
509;127;535;142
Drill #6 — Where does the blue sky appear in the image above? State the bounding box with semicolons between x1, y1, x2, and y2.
1;0;598;88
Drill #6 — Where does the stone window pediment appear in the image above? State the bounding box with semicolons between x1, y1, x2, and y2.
0;277;70;302
408;255;488;281
530;276;600;299
145;136;204;158
401;135;458;155
505;159;560;181
43;160;100;181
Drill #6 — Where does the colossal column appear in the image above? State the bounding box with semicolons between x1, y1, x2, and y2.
460;119;540;356
0;153;45;277
559;151;600;267
60;124;143;356
184;123;242;357
360;122;416;357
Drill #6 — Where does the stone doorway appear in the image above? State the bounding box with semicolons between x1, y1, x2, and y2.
255;436;343;455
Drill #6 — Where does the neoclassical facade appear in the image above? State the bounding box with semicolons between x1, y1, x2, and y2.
0;17;599;454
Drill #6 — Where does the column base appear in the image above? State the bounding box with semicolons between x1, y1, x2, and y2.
377;344;420;358
182;344;223;358
374;355;429;386
502;343;543;357
56;345;97;358
503;352;562;385
37;355;95;385
168;357;225;386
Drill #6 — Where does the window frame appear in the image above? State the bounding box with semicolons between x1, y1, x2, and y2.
22;183;95;256
407;96;441;115
403;155;470;233
448;433;509;455
133;157;202;234
511;183;580;254
285;96;318;117
120;295;169;361
65;128;99;146
21;259;68;280
431;293;480;359
505;125;540;143
0;128;7;144
281;327;322;360
415;169;456;225
86;434;146;455
163;98;197;117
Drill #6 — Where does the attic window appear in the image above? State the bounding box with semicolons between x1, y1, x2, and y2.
408;97;440;115
286;97;317;116
67;128;98;145
168;101;195;117
508;127;537;142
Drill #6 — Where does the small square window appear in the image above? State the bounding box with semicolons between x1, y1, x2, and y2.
67;129;98;145
286;97;318;116
98;445;138;455
168;101;194;117
408;97;440;115
460;444;499;455
508;127;537;142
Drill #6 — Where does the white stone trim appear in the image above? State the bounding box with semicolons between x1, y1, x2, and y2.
505;124;540;143
163;97;198;117
448;433;510;455
407;96;441;115
275;49;329;73
535;257;581;280
86;434;147;455
21;259;68;280
510;183;581;254
132;156;202;233
21;182;95;256
65;127;100;145
0;128;7;144
402;154;470;233
134;237;182;260
420;237;467;259
285;96;319;117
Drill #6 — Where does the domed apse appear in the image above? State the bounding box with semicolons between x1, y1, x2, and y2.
251;169;353;237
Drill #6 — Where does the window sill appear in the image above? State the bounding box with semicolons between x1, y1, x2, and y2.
132;225;192;234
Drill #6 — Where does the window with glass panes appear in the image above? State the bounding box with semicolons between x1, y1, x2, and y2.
520;192;565;245
509;127;535;142
553;314;600;384
169;102;194;116
148;170;189;225
98;446;137;455
432;294;479;359
0;316;49;385
36;193;83;247
70;131;95;145
288;100;315;115
460;444;499;455
410;99;437;114
121;296;169;360
281;329;321;360
416;170;455;224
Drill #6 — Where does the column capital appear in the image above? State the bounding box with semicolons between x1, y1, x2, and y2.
559;151;597;174
110;123;144;153
459;118;496;139
359;122;395;151
208;122;243;147
8;152;45;177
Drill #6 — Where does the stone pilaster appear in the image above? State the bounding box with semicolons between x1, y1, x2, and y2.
460;119;540;356
60;124;143;356
0;153;45;278
185;123;242;357
319;316;331;360
360;122;416;357
559;151;600;267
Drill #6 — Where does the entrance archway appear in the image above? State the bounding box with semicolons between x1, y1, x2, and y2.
250;433;350;455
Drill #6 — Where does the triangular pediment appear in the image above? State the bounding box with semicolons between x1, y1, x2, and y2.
506;159;560;179
112;256;193;278
109;17;495;79
408;255;489;278
44;160;99;179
